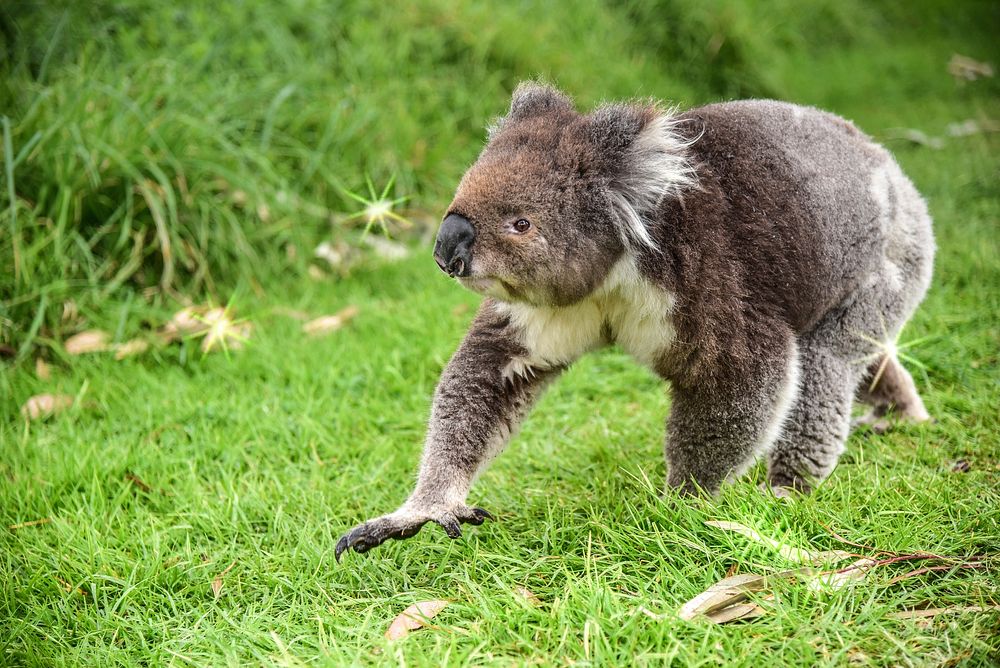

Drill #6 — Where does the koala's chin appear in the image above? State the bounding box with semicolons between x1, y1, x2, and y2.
459;273;544;305
457;276;510;301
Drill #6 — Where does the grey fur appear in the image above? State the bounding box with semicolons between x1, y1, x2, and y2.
335;85;934;559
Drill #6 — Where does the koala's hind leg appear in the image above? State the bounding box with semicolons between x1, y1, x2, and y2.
766;337;857;496
853;354;930;433
665;331;799;495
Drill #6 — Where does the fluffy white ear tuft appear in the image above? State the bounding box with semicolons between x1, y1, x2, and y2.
607;111;699;251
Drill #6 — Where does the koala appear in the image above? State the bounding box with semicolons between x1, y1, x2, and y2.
335;83;934;560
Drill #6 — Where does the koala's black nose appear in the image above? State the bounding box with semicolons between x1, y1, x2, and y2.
433;213;475;277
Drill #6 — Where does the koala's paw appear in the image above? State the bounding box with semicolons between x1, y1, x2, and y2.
851;413;893;434
335;505;493;561
759;481;799;501
852;408;933;435
764;471;815;498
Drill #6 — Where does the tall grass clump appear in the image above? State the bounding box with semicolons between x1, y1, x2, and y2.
0;0;691;356
1;0;995;357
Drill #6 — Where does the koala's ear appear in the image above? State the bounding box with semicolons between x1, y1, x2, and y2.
586;103;657;158
584;102;697;249
488;82;573;139
508;81;574;121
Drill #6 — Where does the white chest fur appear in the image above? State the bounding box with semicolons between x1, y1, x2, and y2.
494;257;676;378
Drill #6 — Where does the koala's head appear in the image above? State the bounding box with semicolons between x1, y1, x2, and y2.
433;82;695;307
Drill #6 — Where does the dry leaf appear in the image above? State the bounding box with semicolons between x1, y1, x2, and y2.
946;119;1000;137
384;600;449;640
848;648;871;665
706;520;852;565
35;358;51;380
21;394;74;420
948;54;994;81
64;330;110;355
362;235;409;261
678;573;768;620
161;306;212;342
637;606;664;621
890;605;1000;620
125;471;153;493
114;339;150;360
168;306;207;333
307;265;327;280
314;241;346;268
272;307;310;321
9;518;51;530
704;602;767;624
808;558;878;591
303;305;360;337
887;128;944;149
514;586;542;607
55;576;87;596
201;307;226;326
678;570;806;621
211;560;236;599
62;300;79;323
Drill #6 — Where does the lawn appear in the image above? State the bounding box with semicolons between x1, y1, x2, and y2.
2;1;999;666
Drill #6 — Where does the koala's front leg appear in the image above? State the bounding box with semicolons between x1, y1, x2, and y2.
336;305;561;560
665;332;798;495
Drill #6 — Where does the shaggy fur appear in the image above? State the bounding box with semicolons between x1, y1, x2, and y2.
335;84;934;559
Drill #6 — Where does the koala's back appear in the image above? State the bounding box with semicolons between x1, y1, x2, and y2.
669;99;934;335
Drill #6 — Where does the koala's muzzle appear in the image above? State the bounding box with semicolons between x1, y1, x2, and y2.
433;213;475;277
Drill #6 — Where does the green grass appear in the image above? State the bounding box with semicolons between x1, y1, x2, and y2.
2;0;999;665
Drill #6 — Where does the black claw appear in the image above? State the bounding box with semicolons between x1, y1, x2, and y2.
437;517;462;539
335;517;431;562
335;523;382;562
334;535;350;562
336;507;495;561
469;507;494;523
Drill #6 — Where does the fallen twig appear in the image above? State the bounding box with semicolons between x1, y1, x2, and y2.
887;562;988;585
891;605;1000;620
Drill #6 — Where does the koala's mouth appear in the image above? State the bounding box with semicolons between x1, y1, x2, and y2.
458;276;518;300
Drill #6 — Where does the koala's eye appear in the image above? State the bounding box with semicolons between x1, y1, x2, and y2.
511;219;531;234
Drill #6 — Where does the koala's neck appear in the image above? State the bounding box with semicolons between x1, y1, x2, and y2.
495;255;676;378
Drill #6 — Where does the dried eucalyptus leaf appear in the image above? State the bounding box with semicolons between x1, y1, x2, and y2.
64;330;111;355
211;560;237;599
21;394;74;420
384;600;449;640
704;603;767;624
706;520;852;565
114;339;150;360
514;586;542;607
678;569;807;620
303;305;360;337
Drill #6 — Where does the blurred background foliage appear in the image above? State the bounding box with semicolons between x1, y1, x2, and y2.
0;0;997;357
